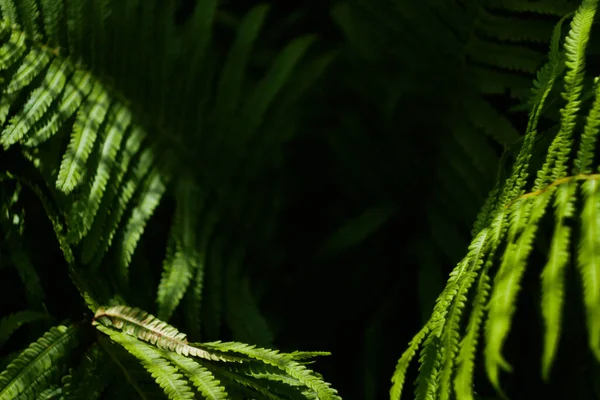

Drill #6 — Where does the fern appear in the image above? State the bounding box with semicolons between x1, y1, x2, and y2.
0;0;338;398
0;324;79;399
391;0;600;398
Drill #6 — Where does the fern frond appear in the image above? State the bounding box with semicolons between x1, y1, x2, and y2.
201;341;342;400
437;229;490;400
578;179;600;360
24;69;94;147
1;58;70;147
540;183;576;379
71;102;132;241
56;82;110;193
0;324;78;400
575;76;600;174
81;126;146;265
454;257;493;400
161;351;229;400
535;0;597;189
0;28;27;70
484;190;553;392
5;47;51;93
157;175;202;322
117;166;168;284
92;305;236;362
95;324;196;400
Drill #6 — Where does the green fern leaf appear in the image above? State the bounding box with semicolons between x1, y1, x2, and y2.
5;47;50;93
0;28;26;70
438;229;490;400
162;351;229;400
157;175;202;322
74;102;131;239
1;58;69;147
201;341;341;400
485;191;553;392
24;69;94;147
540;183;576;379
0;325;78;400
578;179;600;361
95;324;196;400
118;167;168;283
81;125;146;265
93;305;236;362
56;82;110;193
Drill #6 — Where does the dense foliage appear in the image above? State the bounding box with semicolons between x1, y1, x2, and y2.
2;0;600;399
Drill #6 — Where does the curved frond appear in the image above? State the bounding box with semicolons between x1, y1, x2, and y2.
92;305;235;362
95;324;196;400
200;341;342;400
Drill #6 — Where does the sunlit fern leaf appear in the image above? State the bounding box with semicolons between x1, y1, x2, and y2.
89;144;154;270
72;102;132;241
202;362;293;400
0;1;19;25
0;27;27;70
200;342;342;400
578;179;600;361
1;58;70;148
544;0;597;184
56;82;110;193
157;175;201;322
92;305;237;362
5;47;50;94
161;351;229;400
454;258;493;400
540;183;576;379
81;125;146;265
575;79;600;175
117;166;168;284
0;310;51;347
81;103;131;236
24;69;94;147
95;325;196;400
0;91;18;125
437;229;490;400
414;333;441;400
0;324;78;400
485;190;553;392
390;316;430;398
